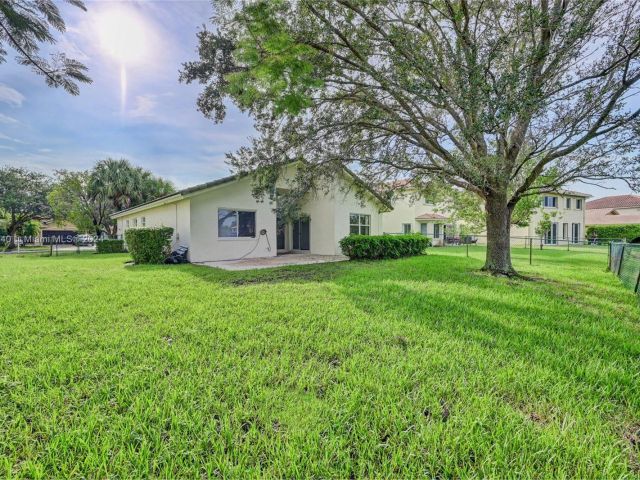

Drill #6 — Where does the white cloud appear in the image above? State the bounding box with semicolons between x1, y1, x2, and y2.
129;94;159;118
0;133;26;144
38;148;53;153
0;84;25;107
0;113;18;124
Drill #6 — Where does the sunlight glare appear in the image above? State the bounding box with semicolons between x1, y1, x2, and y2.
96;7;150;66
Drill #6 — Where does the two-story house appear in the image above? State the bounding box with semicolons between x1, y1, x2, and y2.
381;191;452;246
509;190;591;244
382;188;590;245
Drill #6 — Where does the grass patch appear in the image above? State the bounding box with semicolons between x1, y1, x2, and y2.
0;248;639;477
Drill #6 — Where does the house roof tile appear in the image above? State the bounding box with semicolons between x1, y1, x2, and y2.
415;212;449;221
586;194;640;210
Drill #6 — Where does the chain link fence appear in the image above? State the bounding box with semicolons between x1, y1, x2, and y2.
609;243;640;293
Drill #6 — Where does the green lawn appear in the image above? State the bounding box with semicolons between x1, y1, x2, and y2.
1;248;639;478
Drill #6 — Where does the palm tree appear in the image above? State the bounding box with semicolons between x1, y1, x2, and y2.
90;158;141;211
89;158;174;235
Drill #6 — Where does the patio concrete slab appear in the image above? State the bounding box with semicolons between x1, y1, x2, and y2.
200;253;349;271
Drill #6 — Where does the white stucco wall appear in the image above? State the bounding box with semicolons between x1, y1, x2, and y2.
189;176;277;263
278;166;385;255
113;165;387;261
116;199;191;251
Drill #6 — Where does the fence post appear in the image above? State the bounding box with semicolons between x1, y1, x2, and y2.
529;238;532;265
608;242;611;271
617;244;625;276
466;242;469;257
635;267;640;294
49;242;53;257
55;244;58;257
567;239;570;251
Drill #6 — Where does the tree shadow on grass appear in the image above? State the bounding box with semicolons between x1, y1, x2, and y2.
125;260;358;287
331;259;640;410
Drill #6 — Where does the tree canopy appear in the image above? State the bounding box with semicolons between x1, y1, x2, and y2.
49;159;175;236
0;0;91;94
182;0;640;275
0;166;51;248
48;170;115;237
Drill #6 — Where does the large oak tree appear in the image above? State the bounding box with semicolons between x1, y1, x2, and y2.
182;0;640;275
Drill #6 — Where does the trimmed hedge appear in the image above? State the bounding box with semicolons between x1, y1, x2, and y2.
125;227;174;264
339;234;431;260
586;224;640;241
96;239;126;254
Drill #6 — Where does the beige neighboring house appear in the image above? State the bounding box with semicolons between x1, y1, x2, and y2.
381;192;451;246
111;163;391;263
586;195;640;227
506;190;591;244
383;188;590;245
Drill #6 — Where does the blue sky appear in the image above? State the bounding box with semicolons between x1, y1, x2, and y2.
0;0;634;198
0;0;255;188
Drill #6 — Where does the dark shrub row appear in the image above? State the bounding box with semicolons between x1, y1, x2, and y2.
586;224;640;242
125;227;174;264
339;234;431;260
96;239;126;254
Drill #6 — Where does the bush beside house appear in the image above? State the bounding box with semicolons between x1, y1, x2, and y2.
586;224;640;242
96;239;126;254
125;227;174;264
340;234;431;260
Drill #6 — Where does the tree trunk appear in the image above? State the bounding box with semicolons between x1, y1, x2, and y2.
6;225;17;250
6;212;18;250
483;194;516;276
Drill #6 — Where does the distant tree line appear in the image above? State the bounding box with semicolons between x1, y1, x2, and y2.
0;159;174;249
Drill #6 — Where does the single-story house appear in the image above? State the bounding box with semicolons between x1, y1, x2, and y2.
31;219;78;245
111;163;392;263
586;194;640;226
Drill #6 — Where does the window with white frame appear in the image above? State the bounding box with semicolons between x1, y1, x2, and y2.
565;198;571;209
402;223;412;234
350;213;370;235
125;219;130;229
218;209;256;238
141;216;146;227
133;218;138;228
576;199;583;210
543;196;558;208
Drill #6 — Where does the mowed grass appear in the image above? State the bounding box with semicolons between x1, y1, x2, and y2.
1;247;639;478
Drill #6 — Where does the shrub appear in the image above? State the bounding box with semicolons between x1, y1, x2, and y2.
586;224;640;242
339;234;431;260
125;227;174;264
96;239;126;254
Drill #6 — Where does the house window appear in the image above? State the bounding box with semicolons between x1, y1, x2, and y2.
572;223;580;243
576;199;583;210
125;220;129;229
218;209;256;238
402;223;412;234
141;217;146;227
562;223;568;240
133;218;138;228
420;223;428;235
543;196;557;208
566;198;571;209
349;213;370;235
545;223;558;244
434;223;441;239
